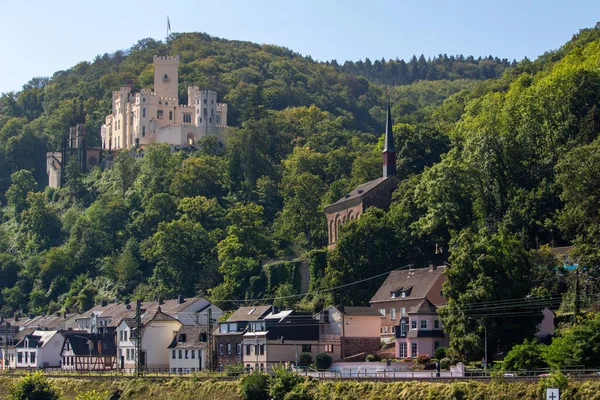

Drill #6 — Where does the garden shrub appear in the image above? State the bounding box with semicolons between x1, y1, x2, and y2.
315;353;333;370
298;352;313;367
433;346;447;360
240;371;271;400
440;357;451;370
416;354;431;365
365;354;380;362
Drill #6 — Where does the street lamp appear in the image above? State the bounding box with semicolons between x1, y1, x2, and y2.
468;317;487;372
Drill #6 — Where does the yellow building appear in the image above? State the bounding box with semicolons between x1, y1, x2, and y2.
102;55;228;150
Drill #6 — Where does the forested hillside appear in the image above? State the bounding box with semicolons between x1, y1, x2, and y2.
2;26;600;360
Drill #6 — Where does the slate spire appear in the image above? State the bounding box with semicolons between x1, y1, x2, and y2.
382;102;396;178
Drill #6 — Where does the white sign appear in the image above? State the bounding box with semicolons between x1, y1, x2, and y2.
546;388;559;400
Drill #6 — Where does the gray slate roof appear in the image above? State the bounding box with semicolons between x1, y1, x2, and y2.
168;325;209;349
370;266;446;303
225;306;272;322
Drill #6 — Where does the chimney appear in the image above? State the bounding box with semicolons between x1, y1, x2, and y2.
177;295;184;304
429;264;436;272
28;314;34;320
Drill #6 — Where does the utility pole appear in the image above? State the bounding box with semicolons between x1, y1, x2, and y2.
134;300;144;377
3;318;9;370
575;269;581;318
207;308;213;371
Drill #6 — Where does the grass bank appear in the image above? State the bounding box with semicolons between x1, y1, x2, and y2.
2;375;600;399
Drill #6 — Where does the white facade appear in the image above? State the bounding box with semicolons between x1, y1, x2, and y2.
103;55;228;151
12;331;64;369
169;347;206;373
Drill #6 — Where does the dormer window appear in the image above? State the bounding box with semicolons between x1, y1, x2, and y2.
200;333;207;342
178;334;187;343
401;292;406;298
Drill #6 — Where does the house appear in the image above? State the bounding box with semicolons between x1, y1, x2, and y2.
240;309;341;372
9;330;70;369
324;103;399;249
60;332;117;371
318;306;382;359
116;307;182;370
395;299;448;358
370;265;446;342
214;305;272;370
168;325;209;373
76;296;222;333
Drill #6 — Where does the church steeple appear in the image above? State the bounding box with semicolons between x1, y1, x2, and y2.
382;102;396;178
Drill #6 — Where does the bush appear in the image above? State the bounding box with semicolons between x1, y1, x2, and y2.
503;339;547;371
270;364;302;400
240;371;271;400
416;354;431;365
226;363;244;376
298;352;313;367
365;354;380;362
9;372;60;400
433;346;447;360
440;357;451;370
314;353;332;370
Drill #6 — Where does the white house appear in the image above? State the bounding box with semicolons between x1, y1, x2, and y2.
11;330;65;369
168;325;208;373
116;307;182;370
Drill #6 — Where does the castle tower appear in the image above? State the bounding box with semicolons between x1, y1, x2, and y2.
195;89;218;129
382;103;396;178
153;55;179;99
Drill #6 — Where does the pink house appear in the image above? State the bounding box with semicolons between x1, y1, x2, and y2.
395;298;448;358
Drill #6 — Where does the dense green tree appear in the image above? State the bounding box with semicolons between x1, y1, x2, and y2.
5;169;37;218
143;218;218;298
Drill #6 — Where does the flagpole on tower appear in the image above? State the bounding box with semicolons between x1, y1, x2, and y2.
166;15;171;55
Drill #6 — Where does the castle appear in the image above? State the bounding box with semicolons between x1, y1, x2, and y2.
100;55;228;150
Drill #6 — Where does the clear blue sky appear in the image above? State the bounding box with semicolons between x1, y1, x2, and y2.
1;0;599;94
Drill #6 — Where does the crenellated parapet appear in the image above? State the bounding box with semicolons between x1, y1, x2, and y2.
153;55;180;62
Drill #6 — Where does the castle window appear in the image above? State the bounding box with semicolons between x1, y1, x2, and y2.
142;126;145;137
157;110;164;119
142;108;146;118
142;98;145;102
163;74;169;81
183;113;191;123
216;115;221;124
211;99;214;104
169;111;173;120
204;99;207;104
209;118;212;123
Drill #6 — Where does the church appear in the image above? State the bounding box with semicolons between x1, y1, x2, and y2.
324;104;400;249
101;55;228;151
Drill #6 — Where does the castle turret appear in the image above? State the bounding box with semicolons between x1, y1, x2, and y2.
153;55;180;100
382;103;396;178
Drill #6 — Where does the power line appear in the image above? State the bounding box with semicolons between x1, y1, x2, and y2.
211;264;413;305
